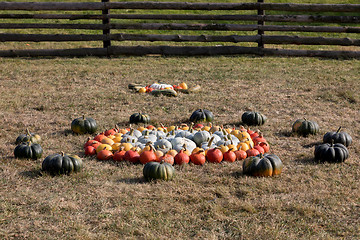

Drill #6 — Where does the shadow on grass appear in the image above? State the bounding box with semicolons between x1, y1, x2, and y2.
19;169;43;179
294;157;318;165
303;141;322;149
117;177;147;184
231;170;245;179
275;130;293;137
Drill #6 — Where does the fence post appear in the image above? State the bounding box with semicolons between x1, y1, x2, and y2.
257;0;264;49
102;0;111;50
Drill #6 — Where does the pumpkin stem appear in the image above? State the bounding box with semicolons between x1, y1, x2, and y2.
82;115;85;120
207;136;215;147
336;126;342;133
61;152;65;156
26;128;31;136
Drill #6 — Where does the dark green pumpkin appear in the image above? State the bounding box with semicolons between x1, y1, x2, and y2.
314;142;349;163
189;109;214;123
241;111;267;126
42;152;83;175
71;115;97;134
243;154;283;177
143;160;175;181
15;128;41;144
14;142;43;160
129;113;150;124
292;118;319;136
323;127;352;147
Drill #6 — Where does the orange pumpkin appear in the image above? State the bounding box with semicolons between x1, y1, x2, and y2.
97;149;113;161
139;145;158;164
190;150;206;165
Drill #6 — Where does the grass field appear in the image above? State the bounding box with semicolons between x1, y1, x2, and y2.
0;0;360;239
0;55;359;239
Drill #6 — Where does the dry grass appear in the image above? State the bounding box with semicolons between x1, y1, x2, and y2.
0;56;359;239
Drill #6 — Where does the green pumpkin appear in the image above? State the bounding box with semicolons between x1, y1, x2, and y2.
71;115;97;134
189;109;214;123
314;142;349;163
323;126;352;147
292;118;319;136
243;154;283;177
42;152;83;175
14;142;43;160
15;128;41;144
143;161;175;181
129;113;150;124
241;111;267;126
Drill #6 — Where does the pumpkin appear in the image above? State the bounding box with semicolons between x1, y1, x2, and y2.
104;125;119;136
124;150;140;163
15;128;41;144
258;142;270;153
84;145;96;156
129;113;150;124
323;127;352;147
96;144;112;153
14;142;43;160
243;154;283;177
71;115;97;134
223;149;237;163
246;144;261;157
190;150;206;165
139;145;158;164
171;137;197;153
189;109;214;123
234;146;247;160
292;118;319;136
143;161;175;181
241;111;267;126
154;138;172;154
97;149;113;161
314;142;349;163
206;148;223;163
113;147;126;161
159;154;174;165
174;147;190;165
42;152;83;175
193;130;211;146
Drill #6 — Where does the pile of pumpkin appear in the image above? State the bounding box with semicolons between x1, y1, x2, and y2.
81;109;283;179
12;109;353;181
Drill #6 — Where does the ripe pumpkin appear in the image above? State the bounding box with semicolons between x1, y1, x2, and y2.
223;149;236;163
314;142;349;163
159;154;174;165
234;147;247;160
14;142;43;160
206;148;223;163
243;154;283;177
124;150;140;163
190;150;206;165
143;161;175;181
71;115;97;134
323;127;352;147
189;109;214;123
97;149;113;161
174;148;190;165
15;128;41;144
129;113;150;124
139;145;158;164
42;152;83;175
113;147;126;161
241;111;267;126
292;118;319;136
84;145;96;156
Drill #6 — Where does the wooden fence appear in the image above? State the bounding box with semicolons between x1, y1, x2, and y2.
0;1;359;58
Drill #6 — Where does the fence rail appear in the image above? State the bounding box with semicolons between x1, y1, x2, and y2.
0;1;359;58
